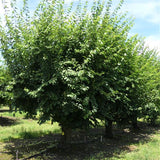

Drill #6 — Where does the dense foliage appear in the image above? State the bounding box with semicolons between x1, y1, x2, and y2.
0;0;159;140
0;65;13;108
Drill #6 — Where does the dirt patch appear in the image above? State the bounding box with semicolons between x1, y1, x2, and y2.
128;145;138;151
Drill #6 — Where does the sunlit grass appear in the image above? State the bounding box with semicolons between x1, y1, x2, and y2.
0;107;61;142
0;111;26;119
115;133;160;160
0;119;60;142
0;153;12;160
87;131;160;160
0;106;26;118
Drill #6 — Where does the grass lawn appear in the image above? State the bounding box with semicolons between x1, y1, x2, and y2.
0;107;60;142
1;107;160;160
112;134;160;160
0;107;61;159
88;131;160;160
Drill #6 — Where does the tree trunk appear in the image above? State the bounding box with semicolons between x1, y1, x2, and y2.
9;104;12;112
61;126;72;144
132;116;139;131
105;119;113;138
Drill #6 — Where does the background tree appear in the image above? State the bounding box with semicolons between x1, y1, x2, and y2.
139;48;160;125
0;65;13;109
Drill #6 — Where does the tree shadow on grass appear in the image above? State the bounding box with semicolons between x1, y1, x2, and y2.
0;116;19;126
3;122;160;160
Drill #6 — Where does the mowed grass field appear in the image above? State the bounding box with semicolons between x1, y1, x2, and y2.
0;108;60;142
1;107;160;160
0;107;61;160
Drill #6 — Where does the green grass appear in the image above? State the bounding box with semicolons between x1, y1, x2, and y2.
0;106;27;118
0;119;60;142
114;134;160;160
0;107;61;160
0;111;26;119
1;106;160;160
0;107;61;142
86;130;160;160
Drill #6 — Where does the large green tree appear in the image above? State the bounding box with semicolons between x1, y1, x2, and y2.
0;0;159;141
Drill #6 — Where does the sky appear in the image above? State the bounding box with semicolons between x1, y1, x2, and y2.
123;0;160;53
0;0;160;62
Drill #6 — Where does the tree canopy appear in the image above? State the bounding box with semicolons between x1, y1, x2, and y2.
0;0;159;140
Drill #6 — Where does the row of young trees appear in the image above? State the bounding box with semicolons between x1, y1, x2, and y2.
0;0;160;140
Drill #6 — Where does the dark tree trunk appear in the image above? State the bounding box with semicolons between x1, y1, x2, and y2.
132;116;139;131
61;126;72;144
105;119;113;138
150;118;156;126
9;104;12;112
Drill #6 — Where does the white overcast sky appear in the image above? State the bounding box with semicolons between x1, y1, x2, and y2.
0;0;160;61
